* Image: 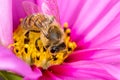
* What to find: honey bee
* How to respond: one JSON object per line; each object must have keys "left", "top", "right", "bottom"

{"left": 22, "top": 1, "right": 66, "bottom": 54}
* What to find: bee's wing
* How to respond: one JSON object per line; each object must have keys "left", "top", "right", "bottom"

{"left": 22, "top": 0, "right": 60, "bottom": 22}
{"left": 22, "top": 1, "right": 41, "bottom": 15}
{"left": 41, "top": 0, "right": 60, "bottom": 23}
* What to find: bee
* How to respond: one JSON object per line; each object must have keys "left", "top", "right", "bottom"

{"left": 22, "top": 1, "right": 66, "bottom": 54}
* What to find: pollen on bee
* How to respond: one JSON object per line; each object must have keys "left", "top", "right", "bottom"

{"left": 11, "top": 21, "right": 76, "bottom": 69}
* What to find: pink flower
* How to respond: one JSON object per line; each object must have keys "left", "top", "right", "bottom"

{"left": 0, "top": 0, "right": 120, "bottom": 80}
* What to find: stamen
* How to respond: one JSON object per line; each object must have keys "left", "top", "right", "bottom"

{"left": 11, "top": 19, "right": 76, "bottom": 69}
{"left": 64, "top": 22, "right": 68, "bottom": 32}
{"left": 63, "top": 22, "right": 68, "bottom": 28}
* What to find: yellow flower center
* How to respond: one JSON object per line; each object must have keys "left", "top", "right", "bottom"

{"left": 11, "top": 19, "right": 76, "bottom": 69}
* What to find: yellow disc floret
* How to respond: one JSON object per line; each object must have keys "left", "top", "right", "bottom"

{"left": 12, "top": 19, "right": 76, "bottom": 69}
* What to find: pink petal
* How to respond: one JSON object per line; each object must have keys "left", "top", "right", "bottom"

{"left": 72, "top": 0, "right": 110, "bottom": 33}
{"left": 89, "top": 34, "right": 120, "bottom": 49}
{"left": 0, "top": 46, "right": 41, "bottom": 79}
{"left": 66, "top": 49, "right": 99, "bottom": 62}
{"left": 91, "top": 49, "right": 120, "bottom": 64}
{"left": 70, "top": 61, "right": 117, "bottom": 79}
{"left": 87, "top": 1, "right": 120, "bottom": 48}
{"left": 66, "top": 49, "right": 120, "bottom": 64}
{"left": 57, "top": 0, "right": 85, "bottom": 26}
{"left": 68, "top": 0, "right": 120, "bottom": 49}
{"left": 36, "top": 0, "right": 83, "bottom": 26}
{"left": 12, "top": 0, "right": 36, "bottom": 29}
{"left": 49, "top": 63, "right": 81, "bottom": 79}
{"left": 39, "top": 70, "right": 61, "bottom": 80}
{"left": 98, "top": 64, "right": 120, "bottom": 80}
{"left": 49, "top": 61, "right": 115, "bottom": 79}
{"left": 0, "top": 0, "right": 13, "bottom": 46}
{"left": 70, "top": 0, "right": 113, "bottom": 40}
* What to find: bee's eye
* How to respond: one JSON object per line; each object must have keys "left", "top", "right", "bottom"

{"left": 48, "top": 26, "right": 62, "bottom": 41}
{"left": 50, "top": 46, "right": 59, "bottom": 53}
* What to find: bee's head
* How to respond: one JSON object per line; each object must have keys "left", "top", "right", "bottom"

{"left": 50, "top": 42, "right": 66, "bottom": 53}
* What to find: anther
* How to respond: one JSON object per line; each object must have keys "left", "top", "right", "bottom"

{"left": 66, "top": 29, "right": 71, "bottom": 36}
{"left": 63, "top": 22, "right": 68, "bottom": 28}
{"left": 20, "top": 18, "right": 23, "bottom": 22}
{"left": 63, "top": 22, "right": 68, "bottom": 32}
{"left": 66, "top": 29, "right": 71, "bottom": 33}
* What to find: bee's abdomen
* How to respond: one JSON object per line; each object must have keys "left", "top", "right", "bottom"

{"left": 22, "top": 14, "right": 47, "bottom": 29}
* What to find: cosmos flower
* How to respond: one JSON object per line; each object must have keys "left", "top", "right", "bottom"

{"left": 0, "top": 0, "right": 120, "bottom": 80}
